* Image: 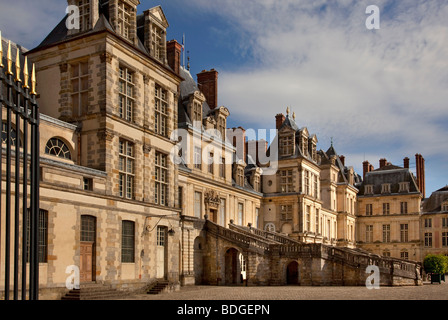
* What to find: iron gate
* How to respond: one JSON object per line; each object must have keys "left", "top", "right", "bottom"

{"left": 1, "top": 34, "right": 40, "bottom": 300}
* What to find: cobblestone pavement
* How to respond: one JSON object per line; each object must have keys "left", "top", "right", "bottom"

{"left": 117, "top": 281, "right": 448, "bottom": 300}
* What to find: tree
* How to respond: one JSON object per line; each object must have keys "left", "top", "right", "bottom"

{"left": 424, "top": 254, "right": 448, "bottom": 274}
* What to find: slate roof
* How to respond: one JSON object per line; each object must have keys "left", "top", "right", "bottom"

{"left": 358, "top": 164, "right": 420, "bottom": 196}
{"left": 422, "top": 186, "right": 448, "bottom": 213}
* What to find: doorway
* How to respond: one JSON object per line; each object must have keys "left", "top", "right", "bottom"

{"left": 225, "top": 248, "right": 240, "bottom": 285}
{"left": 156, "top": 226, "right": 167, "bottom": 279}
{"left": 80, "top": 215, "right": 96, "bottom": 282}
{"left": 286, "top": 261, "right": 299, "bottom": 285}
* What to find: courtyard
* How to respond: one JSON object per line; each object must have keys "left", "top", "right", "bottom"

{"left": 117, "top": 281, "right": 448, "bottom": 301}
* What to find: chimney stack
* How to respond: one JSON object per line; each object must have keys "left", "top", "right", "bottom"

{"left": 197, "top": 69, "right": 218, "bottom": 110}
{"left": 166, "top": 40, "right": 182, "bottom": 75}
{"left": 379, "top": 158, "right": 387, "bottom": 168}
{"left": 339, "top": 155, "right": 345, "bottom": 166}
{"left": 403, "top": 157, "right": 410, "bottom": 169}
{"left": 363, "top": 160, "right": 372, "bottom": 178}
{"left": 275, "top": 113, "right": 285, "bottom": 130}
{"left": 415, "top": 154, "right": 426, "bottom": 198}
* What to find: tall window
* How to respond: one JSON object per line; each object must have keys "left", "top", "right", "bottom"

{"left": 78, "top": 0, "right": 91, "bottom": 31}
{"left": 306, "top": 206, "right": 311, "bottom": 231}
{"left": 280, "top": 135, "right": 293, "bottom": 156}
{"left": 121, "top": 221, "right": 135, "bottom": 263}
{"left": 155, "top": 152, "right": 168, "bottom": 206}
{"left": 155, "top": 85, "right": 168, "bottom": 137}
{"left": 151, "top": 24, "right": 164, "bottom": 61}
{"left": 253, "top": 174, "right": 260, "bottom": 192}
{"left": 217, "top": 116, "right": 226, "bottom": 140}
{"left": 194, "top": 192, "right": 202, "bottom": 218}
{"left": 315, "top": 209, "right": 320, "bottom": 234}
{"left": 119, "top": 140, "right": 134, "bottom": 199}
{"left": 400, "top": 224, "right": 409, "bottom": 242}
{"left": 383, "top": 250, "right": 391, "bottom": 257}
{"left": 117, "top": 1, "right": 132, "bottom": 40}
{"left": 280, "top": 170, "right": 294, "bottom": 193}
{"left": 366, "top": 204, "right": 373, "bottom": 216}
{"left": 442, "top": 232, "right": 448, "bottom": 247}
{"left": 71, "top": 61, "right": 89, "bottom": 117}
{"left": 45, "top": 138, "right": 72, "bottom": 160}
{"left": 383, "top": 203, "right": 390, "bottom": 215}
{"left": 304, "top": 171, "right": 310, "bottom": 195}
{"left": 313, "top": 175, "right": 318, "bottom": 198}
{"left": 194, "top": 146, "right": 202, "bottom": 170}
{"left": 220, "top": 157, "right": 226, "bottom": 178}
{"left": 366, "top": 225, "right": 373, "bottom": 242}
{"left": 237, "top": 167, "right": 245, "bottom": 187}
{"left": 238, "top": 203, "right": 244, "bottom": 226}
{"left": 425, "top": 232, "right": 432, "bottom": 247}
{"left": 192, "top": 101, "right": 202, "bottom": 128}
{"left": 442, "top": 217, "right": 448, "bottom": 228}
{"left": 382, "top": 224, "right": 390, "bottom": 243}
{"left": 119, "top": 67, "right": 134, "bottom": 121}
{"left": 208, "top": 152, "right": 214, "bottom": 175}
{"left": 400, "top": 202, "right": 408, "bottom": 214}
{"left": 400, "top": 250, "right": 409, "bottom": 260}
{"left": 280, "top": 205, "right": 293, "bottom": 221}
{"left": 26, "top": 209, "right": 48, "bottom": 263}
{"left": 424, "top": 218, "right": 432, "bottom": 228}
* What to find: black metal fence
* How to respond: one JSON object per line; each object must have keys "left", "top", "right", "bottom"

{"left": 1, "top": 34, "right": 40, "bottom": 300}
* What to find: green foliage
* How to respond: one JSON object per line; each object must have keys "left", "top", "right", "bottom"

{"left": 424, "top": 254, "right": 448, "bottom": 274}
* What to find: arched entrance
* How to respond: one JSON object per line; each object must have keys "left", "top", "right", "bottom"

{"left": 286, "top": 261, "right": 299, "bottom": 285}
{"left": 194, "top": 236, "right": 205, "bottom": 284}
{"left": 224, "top": 248, "right": 240, "bottom": 285}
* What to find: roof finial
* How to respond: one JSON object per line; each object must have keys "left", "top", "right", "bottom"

{"left": 331, "top": 137, "right": 333, "bottom": 147}
{"left": 187, "top": 51, "right": 190, "bottom": 71}
{"left": 292, "top": 112, "right": 296, "bottom": 120}
{"left": 286, "top": 106, "right": 290, "bottom": 115}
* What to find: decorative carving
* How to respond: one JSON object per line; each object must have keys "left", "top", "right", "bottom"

{"left": 204, "top": 189, "right": 220, "bottom": 210}
{"left": 143, "top": 143, "right": 152, "bottom": 154}
{"left": 100, "top": 52, "right": 113, "bottom": 64}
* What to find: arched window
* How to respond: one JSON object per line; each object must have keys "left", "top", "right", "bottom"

{"left": 45, "top": 138, "right": 71, "bottom": 160}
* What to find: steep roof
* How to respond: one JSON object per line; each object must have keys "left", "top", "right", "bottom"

{"left": 358, "top": 164, "right": 420, "bottom": 196}
{"left": 422, "top": 186, "right": 448, "bottom": 212}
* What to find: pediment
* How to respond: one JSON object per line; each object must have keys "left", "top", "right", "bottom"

{"left": 146, "top": 6, "right": 169, "bottom": 28}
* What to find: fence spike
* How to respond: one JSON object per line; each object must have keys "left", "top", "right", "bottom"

{"left": 31, "top": 63, "right": 37, "bottom": 95}
{"left": 7, "top": 40, "right": 13, "bottom": 75}
{"left": 23, "top": 56, "right": 29, "bottom": 89}
{"left": 15, "top": 48, "right": 21, "bottom": 82}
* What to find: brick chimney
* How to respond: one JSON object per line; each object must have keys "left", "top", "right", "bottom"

{"left": 403, "top": 157, "right": 410, "bottom": 169}
{"left": 275, "top": 113, "right": 285, "bottom": 130}
{"left": 379, "top": 158, "right": 387, "bottom": 168}
{"left": 166, "top": 40, "right": 182, "bottom": 75}
{"left": 339, "top": 155, "right": 345, "bottom": 166}
{"left": 363, "top": 161, "right": 372, "bottom": 178}
{"left": 197, "top": 69, "right": 218, "bottom": 110}
{"left": 415, "top": 154, "right": 426, "bottom": 198}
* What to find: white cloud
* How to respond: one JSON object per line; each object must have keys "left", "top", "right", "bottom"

{"left": 177, "top": 0, "right": 448, "bottom": 192}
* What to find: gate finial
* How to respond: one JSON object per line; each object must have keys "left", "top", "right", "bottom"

{"left": 31, "top": 63, "right": 36, "bottom": 95}
{"left": 15, "top": 49, "right": 21, "bottom": 82}
{"left": 7, "top": 40, "right": 13, "bottom": 75}
{"left": 23, "top": 57, "right": 29, "bottom": 89}
{"left": 0, "top": 31, "right": 3, "bottom": 68}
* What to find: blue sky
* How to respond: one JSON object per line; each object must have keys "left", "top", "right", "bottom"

{"left": 1, "top": 0, "right": 447, "bottom": 196}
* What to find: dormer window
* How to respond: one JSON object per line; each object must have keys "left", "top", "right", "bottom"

{"left": 381, "top": 183, "right": 391, "bottom": 194}
{"left": 117, "top": 1, "right": 133, "bottom": 40}
{"left": 280, "top": 134, "right": 294, "bottom": 156}
{"left": 78, "top": 0, "right": 91, "bottom": 32}
{"left": 217, "top": 116, "right": 226, "bottom": 140}
{"left": 151, "top": 24, "right": 164, "bottom": 61}
{"left": 193, "top": 101, "right": 202, "bottom": 128}
{"left": 442, "top": 202, "right": 448, "bottom": 212}
{"left": 365, "top": 185, "right": 374, "bottom": 195}
{"left": 399, "top": 182, "right": 410, "bottom": 193}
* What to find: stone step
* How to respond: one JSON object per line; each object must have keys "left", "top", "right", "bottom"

{"left": 61, "top": 283, "right": 125, "bottom": 300}
{"left": 147, "top": 281, "right": 170, "bottom": 295}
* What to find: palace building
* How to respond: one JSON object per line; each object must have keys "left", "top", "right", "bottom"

{"left": 0, "top": 0, "right": 446, "bottom": 299}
